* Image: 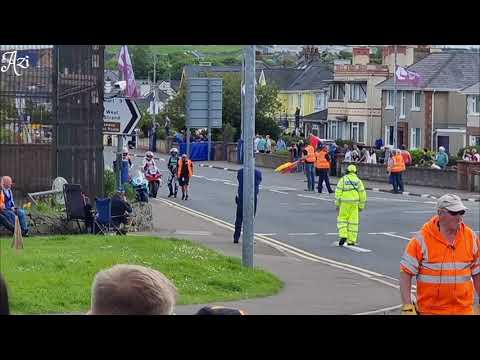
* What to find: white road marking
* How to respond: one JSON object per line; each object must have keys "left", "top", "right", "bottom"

{"left": 174, "top": 230, "right": 211, "bottom": 236}
{"left": 269, "top": 189, "right": 288, "bottom": 194}
{"left": 402, "top": 210, "right": 435, "bottom": 213}
{"left": 298, "top": 203, "right": 316, "bottom": 206}
{"left": 372, "top": 188, "right": 380, "bottom": 191}
{"left": 256, "top": 233, "right": 277, "bottom": 236}
{"left": 224, "top": 168, "right": 229, "bottom": 170}
{"left": 193, "top": 175, "right": 205, "bottom": 178}
{"left": 208, "top": 165, "right": 213, "bottom": 168}
{"left": 157, "top": 198, "right": 402, "bottom": 288}
{"left": 279, "top": 203, "right": 289, "bottom": 205}
{"left": 224, "top": 182, "right": 237, "bottom": 186}
{"left": 272, "top": 186, "right": 297, "bottom": 191}
{"left": 288, "top": 233, "right": 318, "bottom": 236}
{"left": 330, "top": 241, "right": 372, "bottom": 253}
{"left": 369, "top": 232, "right": 410, "bottom": 241}
{"left": 325, "top": 232, "right": 338, "bottom": 235}
{"left": 298, "top": 194, "right": 333, "bottom": 202}
{"left": 421, "top": 194, "right": 430, "bottom": 198}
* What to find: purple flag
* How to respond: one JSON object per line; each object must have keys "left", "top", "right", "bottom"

{"left": 118, "top": 45, "right": 140, "bottom": 99}
{"left": 395, "top": 66, "right": 422, "bottom": 86}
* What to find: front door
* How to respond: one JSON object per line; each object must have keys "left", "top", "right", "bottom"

{"left": 437, "top": 136, "right": 450, "bottom": 153}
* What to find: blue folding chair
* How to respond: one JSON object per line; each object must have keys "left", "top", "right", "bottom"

{"left": 94, "top": 198, "right": 121, "bottom": 235}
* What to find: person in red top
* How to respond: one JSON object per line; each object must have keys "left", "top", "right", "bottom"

{"left": 400, "top": 194, "right": 480, "bottom": 315}
{"left": 400, "top": 145, "right": 412, "bottom": 166}
{"left": 177, "top": 154, "right": 193, "bottom": 200}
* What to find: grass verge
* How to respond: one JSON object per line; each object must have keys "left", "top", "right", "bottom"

{"left": 0, "top": 235, "right": 283, "bottom": 314}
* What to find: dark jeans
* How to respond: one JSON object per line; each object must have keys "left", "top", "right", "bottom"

{"left": 317, "top": 169, "right": 333, "bottom": 193}
{"left": 233, "top": 196, "right": 258, "bottom": 242}
{"left": 304, "top": 163, "right": 315, "bottom": 191}
{"left": 0, "top": 211, "right": 15, "bottom": 233}
{"left": 3, "top": 208, "right": 28, "bottom": 233}
{"left": 330, "top": 160, "right": 337, "bottom": 176}
{"left": 392, "top": 172, "right": 404, "bottom": 193}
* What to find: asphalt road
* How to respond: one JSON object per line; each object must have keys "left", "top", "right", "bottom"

{"left": 104, "top": 150, "right": 480, "bottom": 280}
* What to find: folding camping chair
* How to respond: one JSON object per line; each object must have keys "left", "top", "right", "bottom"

{"left": 63, "top": 184, "right": 90, "bottom": 233}
{"left": 93, "top": 198, "right": 123, "bottom": 235}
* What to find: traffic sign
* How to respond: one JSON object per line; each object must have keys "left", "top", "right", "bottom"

{"left": 186, "top": 78, "right": 223, "bottom": 128}
{"left": 103, "top": 97, "right": 141, "bottom": 134}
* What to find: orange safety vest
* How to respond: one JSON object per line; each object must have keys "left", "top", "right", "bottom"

{"left": 303, "top": 145, "right": 315, "bottom": 163}
{"left": 400, "top": 216, "right": 480, "bottom": 315}
{"left": 390, "top": 154, "right": 406, "bottom": 173}
{"left": 177, "top": 158, "right": 193, "bottom": 178}
{"left": 315, "top": 149, "right": 330, "bottom": 169}
{"left": 0, "top": 191, "right": 5, "bottom": 210}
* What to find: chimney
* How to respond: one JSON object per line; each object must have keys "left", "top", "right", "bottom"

{"left": 352, "top": 47, "right": 370, "bottom": 65}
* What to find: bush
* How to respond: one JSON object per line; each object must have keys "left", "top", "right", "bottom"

{"left": 335, "top": 139, "right": 354, "bottom": 149}
{"left": 410, "top": 149, "right": 435, "bottom": 166}
{"left": 448, "top": 155, "right": 458, "bottom": 167}
{"left": 123, "top": 183, "right": 137, "bottom": 203}
{"left": 104, "top": 169, "right": 116, "bottom": 197}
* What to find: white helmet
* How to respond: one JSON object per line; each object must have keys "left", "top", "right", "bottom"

{"left": 145, "top": 151, "right": 154, "bottom": 158}
{"left": 170, "top": 148, "right": 179, "bottom": 155}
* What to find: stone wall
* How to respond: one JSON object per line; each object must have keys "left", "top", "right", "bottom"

{"left": 254, "top": 153, "right": 290, "bottom": 169}
{"left": 0, "top": 202, "right": 153, "bottom": 236}
{"left": 339, "top": 162, "right": 458, "bottom": 189}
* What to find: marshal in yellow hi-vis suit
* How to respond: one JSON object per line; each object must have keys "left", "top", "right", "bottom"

{"left": 335, "top": 164, "right": 367, "bottom": 246}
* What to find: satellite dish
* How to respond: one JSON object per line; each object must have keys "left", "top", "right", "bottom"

{"left": 52, "top": 177, "right": 68, "bottom": 205}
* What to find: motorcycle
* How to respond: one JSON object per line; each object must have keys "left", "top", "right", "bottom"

{"left": 145, "top": 166, "right": 163, "bottom": 198}
{"left": 130, "top": 171, "right": 149, "bottom": 203}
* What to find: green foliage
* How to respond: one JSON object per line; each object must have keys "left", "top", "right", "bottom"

{"left": 335, "top": 139, "right": 354, "bottom": 148}
{"left": 138, "top": 110, "right": 153, "bottom": 137}
{"left": 129, "top": 45, "right": 152, "bottom": 79}
{"left": 410, "top": 149, "right": 435, "bottom": 166}
{"left": 457, "top": 145, "right": 480, "bottom": 159}
{"left": 448, "top": 155, "right": 458, "bottom": 167}
{"left": 123, "top": 183, "right": 137, "bottom": 203}
{"left": 104, "top": 169, "right": 116, "bottom": 197}
{"left": 222, "top": 122, "right": 236, "bottom": 142}
{"left": 281, "top": 134, "right": 303, "bottom": 146}
{"left": 162, "top": 83, "right": 187, "bottom": 131}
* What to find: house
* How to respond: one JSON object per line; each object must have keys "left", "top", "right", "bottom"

{"left": 460, "top": 82, "right": 480, "bottom": 146}
{"left": 326, "top": 47, "right": 390, "bottom": 145}
{"left": 376, "top": 50, "right": 480, "bottom": 154}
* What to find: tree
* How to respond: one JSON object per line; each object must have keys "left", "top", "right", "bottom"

{"left": 129, "top": 45, "right": 153, "bottom": 79}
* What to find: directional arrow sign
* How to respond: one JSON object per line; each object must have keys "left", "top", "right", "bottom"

{"left": 103, "top": 97, "right": 141, "bottom": 135}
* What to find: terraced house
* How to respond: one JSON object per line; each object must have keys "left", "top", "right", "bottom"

{"left": 377, "top": 50, "right": 480, "bottom": 155}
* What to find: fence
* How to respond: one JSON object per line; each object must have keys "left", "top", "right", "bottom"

{"left": 0, "top": 45, "right": 104, "bottom": 201}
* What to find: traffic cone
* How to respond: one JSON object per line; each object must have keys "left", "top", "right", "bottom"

{"left": 11, "top": 215, "right": 24, "bottom": 250}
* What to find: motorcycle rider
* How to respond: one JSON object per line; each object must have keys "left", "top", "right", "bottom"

{"left": 143, "top": 151, "right": 156, "bottom": 173}
{"left": 167, "top": 148, "right": 179, "bottom": 198}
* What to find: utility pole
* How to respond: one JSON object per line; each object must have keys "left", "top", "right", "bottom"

{"left": 242, "top": 45, "right": 255, "bottom": 268}
{"left": 116, "top": 54, "right": 124, "bottom": 191}
{"left": 393, "top": 45, "right": 398, "bottom": 149}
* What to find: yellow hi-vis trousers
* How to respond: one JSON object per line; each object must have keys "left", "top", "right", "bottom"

{"left": 337, "top": 202, "right": 359, "bottom": 245}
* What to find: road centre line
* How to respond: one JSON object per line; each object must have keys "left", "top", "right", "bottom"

{"left": 156, "top": 198, "right": 401, "bottom": 286}
{"left": 368, "top": 232, "right": 410, "bottom": 241}
{"left": 269, "top": 189, "right": 289, "bottom": 194}
{"left": 298, "top": 194, "right": 333, "bottom": 202}
{"left": 288, "top": 233, "right": 318, "bottom": 236}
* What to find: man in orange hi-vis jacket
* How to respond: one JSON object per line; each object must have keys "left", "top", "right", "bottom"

{"left": 399, "top": 194, "right": 480, "bottom": 315}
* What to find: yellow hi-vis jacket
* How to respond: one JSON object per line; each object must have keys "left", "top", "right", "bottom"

{"left": 335, "top": 173, "right": 367, "bottom": 209}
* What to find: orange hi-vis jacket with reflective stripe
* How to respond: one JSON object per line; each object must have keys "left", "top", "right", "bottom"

{"left": 303, "top": 145, "right": 315, "bottom": 163}
{"left": 400, "top": 216, "right": 480, "bottom": 315}
{"left": 390, "top": 154, "right": 406, "bottom": 173}
{"left": 0, "top": 191, "right": 5, "bottom": 210}
{"left": 315, "top": 149, "right": 330, "bottom": 169}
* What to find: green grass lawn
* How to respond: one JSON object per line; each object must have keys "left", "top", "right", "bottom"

{"left": 107, "top": 45, "right": 244, "bottom": 56}
{"left": 0, "top": 235, "right": 283, "bottom": 314}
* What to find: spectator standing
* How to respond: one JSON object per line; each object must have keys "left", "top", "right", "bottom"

{"left": 400, "top": 145, "right": 412, "bottom": 166}
{"left": 344, "top": 146, "right": 352, "bottom": 162}
{"left": 369, "top": 149, "right": 377, "bottom": 164}
{"left": 351, "top": 145, "right": 360, "bottom": 162}
{"left": 233, "top": 167, "right": 262, "bottom": 244}
{"left": 164, "top": 116, "right": 171, "bottom": 137}
{"left": 254, "top": 134, "right": 260, "bottom": 153}
{"left": 359, "top": 147, "right": 370, "bottom": 163}
{"left": 265, "top": 135, "right": 272, "bottom": 154}
{"left": 257, "top": 136, "right": 267, "bottom": 153}
{"left": 314, "top": 144, "right": 333, "bottom": 194}
{"left": 329, "top": 142, "right": 338, "bottom": 176}
{"left": 276, "top": 137, "right": 287, "bottom": 151}
{"left": 89, "top": 264, "right": 177, "bottom": 315}
{"left": 301, "top": 141, "right": 316, "bottom": 192}
{"left": 432, "top": 146, "right": 448, "bottom": 170}
{"left": 471, "top": 148, "right": 480, "bottom": 162}
{"left": 463, "top": 148, "right": 472, "bottom": 161}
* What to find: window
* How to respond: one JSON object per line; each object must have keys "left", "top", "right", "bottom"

{"left": 329, "top": 83, "right": 345, "bottom": 101}
{"left": 329, "top": 121, "right": 338, "bottom": 139}
{"left": 385, "top": 125, "right": 394, "bottom": 146}
{"left": 350, "top": 83, "right": 367, "bottom": 102}
{"left": 315, "top": 92, "right": 326, "bottom": 110}
{"left": 92, "top": 54, "right": 99, "bottom": 68}
{"left": 468, "top": 95, "right": 479, "bottom": 115}
{"left": 470, "top": 136, "right": 480, "bottom": 146}
{"left": 297, "top": 94, "right": 303, "bottom": 109}
{"left": 400, "top": 91, "right": 406, "bottom": 118}
{"left": 350, "top": 122, "right": 365, "bottom": 143}
{"left": 411, "top": 91, "right": 421, "bottom": 110}
{"left": 410, "top": 128, "right": 421, "bottom": 149}
{"left": 386, "top": 90, "right": 394, "bottom": 109}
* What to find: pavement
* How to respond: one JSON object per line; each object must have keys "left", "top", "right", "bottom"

{"left": 144, "top": 197, "right": 402, "bottom": 315}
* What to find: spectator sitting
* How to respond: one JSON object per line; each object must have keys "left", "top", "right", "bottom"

{"left": 344, "top": 147, "right": 352, "bottom": 162}
{"left": 89, "top": 264, "right": 177, "bottom": 315}
{"left": 111, "top": 191, "right": 133, "bottom": 234}
{"left": 1, "top": 176, "right": 29, "bottom": 237}
{"left": 195, "top": 306, "right": 247, "bottom": 315}
{"left": 471, "top": 148, "right": 480, "bottom": 162}
{"left": 0, "top": 190, "right": 15, "bottom": 234}
{"left": 0, "top": 274, "right": 10, "bottom": 315}
{"left": 432, "top": 146, "right": 449, "bottom": 170}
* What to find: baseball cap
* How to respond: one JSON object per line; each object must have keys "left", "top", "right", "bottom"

{"left": 437, "top": 194, "right": 467, "bottom": 212}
